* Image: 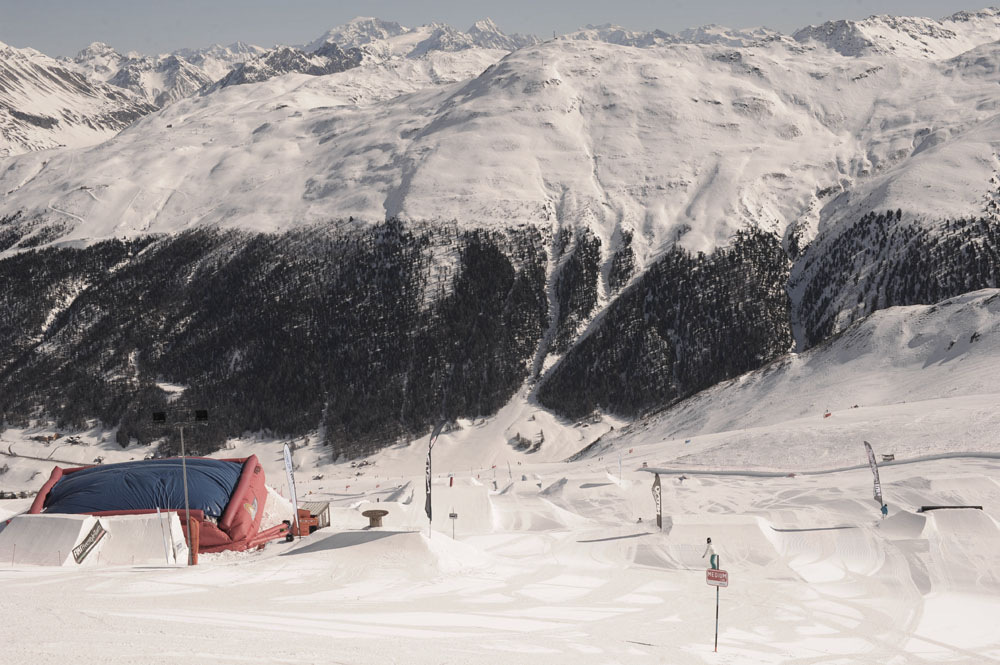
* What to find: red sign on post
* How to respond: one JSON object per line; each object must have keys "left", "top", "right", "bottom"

{"left": 706, "top": 569, "right": 729, "bottom": 587}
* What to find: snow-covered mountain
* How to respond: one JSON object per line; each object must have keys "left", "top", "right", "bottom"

{"left": 306, "top": 16, "right": 538, "bottom": 57}
{"left": 211, "top": 42, "right": 364, "bottom": 89}
{"left": 466, "top": 18, "right": 539, "bottom": 51}
{"left": 2, "top": 8, "right": 1000, "bottom": 454}
{"left": 3, "top": 19, "right": 1000, "bottom": 658}
{"left": 793, "top": 6, "right": 1000, "bottom": 59}
{"left": 567, "top": 23, "right": 786, "bottom": 48}
{"left": 110, "top": 54, "right": 213, "bottom": 107}
{"left": 171, "top": 41, "right": 267, "bottom": 81}
{"left": 206, "top": 18, "right": 537, "bottom": 93}
{"left": 304, "top": 17, "right": 409, "bottom": 52}
{"left": 68, "top": 42, "right": 123, "bottom": 79}
{"left": 3, "top": 25, "right": 998, "bottom": 261}
{"left": 14, "top": 18, "right": 534, "bottom": 154}
{"left": 70, "top": 42, "right": 229, "bottom": 107}
{"left": 0, "top": 41, "right": 157, "bottom": 156}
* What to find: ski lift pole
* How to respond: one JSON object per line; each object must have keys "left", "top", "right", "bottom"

{"left": 179, "top": 425, "right": 193, "bottom": 566}
{"left": 152, "top": 409, "right": 208, "bottom": 566}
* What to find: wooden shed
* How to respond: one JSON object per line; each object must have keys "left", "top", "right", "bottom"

{"left": 291, "top": 501, "right": 331, "bottom": 536}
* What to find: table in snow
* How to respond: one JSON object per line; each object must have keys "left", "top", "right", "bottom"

{"left": 362, "top": 509, "right": 388, "bottom": 527}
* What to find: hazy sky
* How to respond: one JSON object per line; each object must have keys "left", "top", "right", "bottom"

{"left": 0, "top": 0, "right": 988, "bottom": 57}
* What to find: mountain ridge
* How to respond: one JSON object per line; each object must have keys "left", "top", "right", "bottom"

{"left": 0, "top": 41, "right": 157, "bottom": 156}
{"left": 793, "top": 6, "right": 1000, "bottom": 59}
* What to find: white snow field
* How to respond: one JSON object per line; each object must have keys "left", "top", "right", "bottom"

{"left": 1, "top": 293, "right": 999, "bottom": 663}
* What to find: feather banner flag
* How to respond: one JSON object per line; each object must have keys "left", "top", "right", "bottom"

{"left": 283, "top": 443, "right": 299, "bottom": 538}
{"left": 651, "top": 473, "right": 662, "bottom": 529}
{"left": 425, "top": 421, "right": 446, "bottom": 522}
{"left": 864, "top": 441, "right": 883, "bottom": 505}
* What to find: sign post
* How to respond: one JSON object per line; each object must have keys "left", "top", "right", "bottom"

{"left": 706, "top": 567, "right": 729, "bottom": 652}
{"left": 449, "top": 511, "right": 458, "bottom": 539}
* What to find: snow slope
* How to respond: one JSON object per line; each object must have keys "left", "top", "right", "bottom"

{"left": 1, "top": 292, "right": 999, "bottom": 662}
{"left": 596, "top": 289, "right": 1000, "bottom": 472}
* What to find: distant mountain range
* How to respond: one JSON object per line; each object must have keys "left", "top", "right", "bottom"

{"left": 68, "top": 41, "right": 261, "bottom": 106}
{"left": 0, "top": 17, "right": 544, "bottom": 157}
{"left": 792, "top": 7, "right": 1000, "bottom": 58}
{"left": 0, "top": 41, "right": 157, "bottom": 156}
{"left": 6, "top": 9, "right": 1000, "bottom": 154}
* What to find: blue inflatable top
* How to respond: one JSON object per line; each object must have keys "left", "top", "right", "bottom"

{"left": 43, "top": 458, "right": 243, "bottom": 519}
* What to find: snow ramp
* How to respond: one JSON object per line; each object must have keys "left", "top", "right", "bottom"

{"left": 921, "top": 508, "right": 1000, "bottom": 593}
{"left": 490, "top": 478, "right": 590, "bottom": 532}
{"left": 0, "top": 512, "right": 188, "bottom": 566}
{"left": 633, "top": 514, "right": 883, "bottom": 584}
{"left": 341, "top": 479, "right": 495, "bottom": 536}
{"left": 763, "top": 522, "right": 882, "bottom": 583}
{"left": 280, "top": 529, "right": 494, "bottom": 584}
{"left": 634, "top": 515, "right": 779, "bottom": 570}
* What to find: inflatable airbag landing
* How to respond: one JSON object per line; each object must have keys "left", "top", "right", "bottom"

{"left": 38, "top": 458, "right": 242, "bottom": 517}
{"left": 29, "top": 455, "right": 275, "bottom": 554}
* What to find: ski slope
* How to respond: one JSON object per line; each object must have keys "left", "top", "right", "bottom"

{"left": 1, "top": 292, "right": 999, "bottom": 662}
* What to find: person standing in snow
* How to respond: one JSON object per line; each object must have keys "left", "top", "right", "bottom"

{"left": 703, "top": 537, "right": 719, "bottom": 569}
{"left": 881, "top": 503, "right": 888, "bottom": 519}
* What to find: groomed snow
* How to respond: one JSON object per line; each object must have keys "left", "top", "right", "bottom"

{"left": 1, "top": 292, "right": 998, "bottom": 662}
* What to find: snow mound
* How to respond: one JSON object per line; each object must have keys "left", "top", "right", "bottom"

{"left": 281, "top": 529, "right": 493, "bottom": 579}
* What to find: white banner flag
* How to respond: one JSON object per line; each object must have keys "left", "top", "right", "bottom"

{"left": 283, "top": 443, "right": 300, "bottom": 537}
{"left": 864, "top": 441, "right": 883, "bottom": 505}
{"left": 652, "top": 473, "right": 662, "bottom": 529}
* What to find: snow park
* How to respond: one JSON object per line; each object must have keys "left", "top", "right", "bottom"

{"left": 2, "top": 291, "right": 998, "bottom": 663}
{"left": 2, "top": 2, "right": 1000, "bottom": 664}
